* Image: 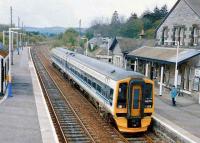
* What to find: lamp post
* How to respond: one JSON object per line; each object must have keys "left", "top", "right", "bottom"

{"left": 174, "top": 41, "right": 180, "bottom": 88}
{"left": 81, "top": 37, "right": 88, "bottom": 56}
{"left": 165, "top": 40, "right": 180, "bottom": 88}
{"left": 3, "top": 31, "right": 7, "bottom": 46}
{"left": 8, "top": 27, "right": 21, "bottom": 97}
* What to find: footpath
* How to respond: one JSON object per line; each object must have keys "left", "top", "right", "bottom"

{"left": 154, "top": 87, "right": 200, "bottom": 142}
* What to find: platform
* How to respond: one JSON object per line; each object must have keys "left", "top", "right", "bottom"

{"left": 154, "top": 88, "right": 200, "bottom": 143}
{"left": 0, "top": 47, "right": 58, "bottom": 143}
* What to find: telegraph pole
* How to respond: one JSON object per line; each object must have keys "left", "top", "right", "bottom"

{"left": 22, "top": 22, "right": 24, "bottom": 50}
{"left": 10, "top": 6, "right": 14, "bottom": 65}
{"left": 17, "top": 17, "right": 20, "bottom": 55}
{"left": 10, "top": 7, "right": 12, "bottom": 28}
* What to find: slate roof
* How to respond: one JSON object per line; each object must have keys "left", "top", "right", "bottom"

{"left": 185, "top": 0, "right": 200, "bottom": 17}
{"left": 96, "top": 47, "right": 112, "bottom": 56}
{"left": 109, "top": 37, "right": 155, "bottom": 54}
{"left": 127, "top": 46, "right": 200, "bottom": 65}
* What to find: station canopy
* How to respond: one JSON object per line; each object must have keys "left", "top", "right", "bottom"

{"left": 127, "top": 46, "right": 200, "bottom": 65}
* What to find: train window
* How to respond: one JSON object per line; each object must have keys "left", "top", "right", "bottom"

{"left": 108, "top": 88, "right": 113, "bottom": 101}
{"left": 74, "top": 70, "right": 77, "bottom": 75}
{"left": 92, "top": 82, "right": 96, "bottom": 89}
{"left": 117, "top": 83, "right": 127, "bottom": 108}
{"left": 109, "top": 89, "right": 113, "bottom": 100}
{"left": 145, "top": 83, "right": 152, "bottom": 99}
{"left": 97, "top": 84, "right": 102, "bottom": 93}
{"left": 84, "top": 76, "right": 87, "bottom": 82}
{"left": 102, "top": 90, "right": 105, "bottom": 96}
{"left": 88, "top": 79, "right": 91, "bottom": 85}
{"left": 133, "top": 89, "right": 140, "bottom": 109}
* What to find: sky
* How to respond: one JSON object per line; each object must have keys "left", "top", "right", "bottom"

{"left": 0, "top": 0, "right": 177, "bottom": 28}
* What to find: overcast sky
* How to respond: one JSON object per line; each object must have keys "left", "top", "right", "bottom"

{"left": 0, "top": 0, "right": 177, "bottom": 28}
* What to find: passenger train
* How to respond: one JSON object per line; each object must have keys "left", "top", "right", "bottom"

{"left": 50, "top": 47, "right": 154, "bottom": 133}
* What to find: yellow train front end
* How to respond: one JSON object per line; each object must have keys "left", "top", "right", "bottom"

{"left": 113, "top": 78, "right": 154, "bottom": 133}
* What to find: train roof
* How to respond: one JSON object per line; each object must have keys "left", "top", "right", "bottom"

{"left": 52, "top": 47, "right": 144, "bottom": 81}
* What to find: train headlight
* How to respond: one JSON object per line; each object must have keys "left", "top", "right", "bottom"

{"left": 144, "top": 98, "right": 152, "bottom": 108}
{"left": 118, "top": 105, "right": 123, "bottom": 109}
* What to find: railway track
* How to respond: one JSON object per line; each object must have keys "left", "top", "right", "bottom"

{"left": 31, "top": 48, "right": 95, "bottom": 143}
{"left": 31, "top": 45, "right": 164, "bottom": 143}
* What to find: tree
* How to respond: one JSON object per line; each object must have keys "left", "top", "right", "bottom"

{"left": 121, "top": 16, "right": 143, "bottom": 38}
{"left": 62, "top": 28, "right": 79, "bottom": 47}
{"left": 111, "top": 11, "right": 120, "bottom": 25}
{"left": 142, "top": 18, "right": 153, "bottom": 31}
{"left": 83, "top": 4, "right": 168, "bottom": 39}
{"left": 85, "top": 30, "right": 94, "bottom": 39}
{"left": 160, "top": 5, "right": 168, "bottom": 18}
{"left": 128, "top": 13, "right": 138, "bottom": 21}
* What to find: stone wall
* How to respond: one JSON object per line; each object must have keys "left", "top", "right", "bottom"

{"left": 112, "top": 43, "right": 124, "bottom": 68}
{"left": 156, "top": 0, "right": 200, "bottom": 47}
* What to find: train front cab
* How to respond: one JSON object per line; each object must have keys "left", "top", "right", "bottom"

{"left": 114, "top": 78, "right": 154, "bottom": 133}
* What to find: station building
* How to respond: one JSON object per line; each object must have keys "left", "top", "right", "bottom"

{"left": 127, "top": 0, "right": 200, "bottom": 101}
{"left": 0, "top": 43, "right": 9, "bottom": 96}
{"left": 109, "top": 37, "right": 155, "bottom": 68}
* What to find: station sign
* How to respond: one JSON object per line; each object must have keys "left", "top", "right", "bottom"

{"left": 195, "top": 69, "right": 200, "bottom": 77}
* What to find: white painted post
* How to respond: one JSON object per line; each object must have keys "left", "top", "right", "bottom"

{"left": 199, "top": 92, "right": 200, "bottom": 104}
{"left": 159, "top": 66, "right": 164, "bottom": 96}
{"left": 174, "top": 41, "right": 180, "bottom": 88}
{"left": 8, "top": 29, "right": 12, "bottom": 97}
{"left": 134, "top": 60, "right": 137, "bottom": 72}
{"left": 124, "top": 58, "right": 127, "bottom": 70}
{"left": 107, "top": 39, "right": 110, "bottom": 56}
{"left": 17, "top": 32, "right": 19, "bottom": 55}
{"left": 145, "top": 63, "right": 149, "bottom": 77}
{"left": 3, "top": 31, "right": 5, "bottom": 46}
{"left": 11, "top": 32, "right": 14, "bottom": 65}
{"left": 20, "top": 33, "right": 22, "bottom": 49}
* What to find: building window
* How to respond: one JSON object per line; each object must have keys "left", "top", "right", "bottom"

{"left": 191, "top": 26, "right": 199, "bottom": 46}
{"left": 115, "top": 56, "right": 121, "bottom": 66}
{"left": 180, "top": 27, "right": 185, "bottom": 46}
{"left": 172, "top": 26, "right": 185, "bottom": 46}
{"left": 161, "top": 27, "right": 168, "bottom": 45}
{"left": 175, "top": 27, "right": 180, "bottom": 45}
{"left": 172, "top": 27, "right": 176, "bottom": 45}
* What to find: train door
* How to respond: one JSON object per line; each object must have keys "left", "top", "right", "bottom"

{"left": 127, "top": 80, "right": 145, "bottom": 128}
{"left": 131, "top": 85, "right": 142, "bottom": 117}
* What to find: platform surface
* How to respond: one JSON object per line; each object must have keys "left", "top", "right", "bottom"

{"left": 154, "top": 88, "right": 200, "bottom": 142}
{"left": 0, "top": 48, "right": 58, "bottom": 143}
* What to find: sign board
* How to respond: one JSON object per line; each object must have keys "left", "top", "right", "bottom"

{"left": 195, "top": 69, "right": 200, "bottom": 77}
{"left": 193, "top": 77, "right": 199, "bottom": 91}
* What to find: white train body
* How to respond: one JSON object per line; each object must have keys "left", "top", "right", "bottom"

{"left": 50, "top": 47, "right": 154, "bottom": 133}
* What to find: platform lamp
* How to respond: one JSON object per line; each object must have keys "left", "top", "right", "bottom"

{"left": 8, "top": 27, "right": 21, "bottom": 97}
{"left": 164, "top": 40, "right": 180, "bottom": 88}
{"left": 3, "top": 31, "right": 8, "bottom": 46}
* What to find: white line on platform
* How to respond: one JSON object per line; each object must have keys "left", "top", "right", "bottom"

{"left": 0, "top": 91, "right": 8, "bottom": 104}
{"left": 153, "top": 114, "right": 200, "bottom": 143}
